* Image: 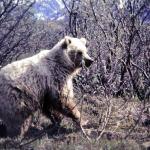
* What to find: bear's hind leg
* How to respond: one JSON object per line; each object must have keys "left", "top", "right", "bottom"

{"left": 58, "top": 99, "right": 88, "bottom": 126}
{"left": 0, "top": 120, "right": 7, "bottom": 138}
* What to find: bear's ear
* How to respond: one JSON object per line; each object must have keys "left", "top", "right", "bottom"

{"left": 80, "top": 38, "right": 86, "bottom": 45}
{"left": 62, "top": 36, "right": 72, "bottom": 49}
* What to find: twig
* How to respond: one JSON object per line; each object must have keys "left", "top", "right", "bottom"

{"left": 96, "top": 97, "right": 112, "bottom": 141}
{"left": 61, "top": 0, "right": 71, "bottom": 13}
{"left": 80, "top": 125, "right": 92, "bottom": 142}
{"left": 80, "top": 95, "right": 92, "bottom": 142}
{"left": 131, "top": 61, "right": 149, "bottom": 80}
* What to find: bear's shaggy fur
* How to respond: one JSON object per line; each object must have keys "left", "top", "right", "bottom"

{"left": 0, "top": 36, "right": 93, "bottom": 138}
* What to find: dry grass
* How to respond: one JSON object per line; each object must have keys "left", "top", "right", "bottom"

{"left": 0, "top": 96, "right": 149, "bottom": 150}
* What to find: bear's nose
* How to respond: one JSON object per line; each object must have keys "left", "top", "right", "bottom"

{"left": 84, "top": 58, "right": 94, "bottom": 67}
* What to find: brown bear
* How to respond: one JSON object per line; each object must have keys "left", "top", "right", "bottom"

{"left": 0, "top": 36, "right": 93, "bottom": 138}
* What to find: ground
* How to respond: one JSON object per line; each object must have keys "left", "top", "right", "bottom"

{"left": 0, "top": 95, "right": 149, "bottom": 150}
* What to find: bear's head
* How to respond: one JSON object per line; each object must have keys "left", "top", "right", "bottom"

{"left": 61, "top": 36, "right": 93, "bottom": 69}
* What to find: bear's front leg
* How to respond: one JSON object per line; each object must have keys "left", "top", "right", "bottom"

{"left": 60, "top": 99, "right": 88, "bottom": 126}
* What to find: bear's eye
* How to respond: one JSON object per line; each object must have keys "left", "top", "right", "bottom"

{"left": 77, "top": 51, "right": 83, "bottom": 56}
